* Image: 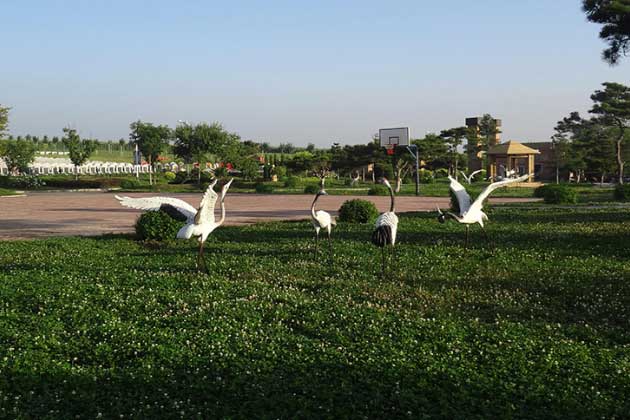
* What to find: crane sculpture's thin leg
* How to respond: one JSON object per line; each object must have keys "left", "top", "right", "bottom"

{"left": 197, "top": 241, "right": 208, "bottom": 274}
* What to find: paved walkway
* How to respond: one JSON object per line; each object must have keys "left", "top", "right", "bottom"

{"left": 0, "top": 192, "right": 539, "bottom": 240}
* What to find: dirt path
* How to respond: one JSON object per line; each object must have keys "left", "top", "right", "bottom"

{"left": 0, "top": 192, "right": 539, "bottom": 240}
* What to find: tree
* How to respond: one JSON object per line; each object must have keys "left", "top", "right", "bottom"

{"left": 440, "top": 127, "right": 467, "bottom": 177}
{"left": 0, "top": 140, "right": 36, "bottom": 174}
{"left": 590, "top": 82, "right": 630, "bottom": 183}
{"left": 130, "top": 120, "right": 171, "bottom": 185}
{"left": 62, "top": 128, "right": 97, "bottom": 179}
{"left": 412, "top": 133, "right": 449, "bottom": 170}
{"left": 0, "top": 105, "right": 10, "bottom": 138}
{"left": 583, "top": 0, "right": 630, "bottom": 65}
{"left": 174, "top": 122, "right": 238, "bottom": 184}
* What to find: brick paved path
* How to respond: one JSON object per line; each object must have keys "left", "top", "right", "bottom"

{"left": 0, "top": 192, "right": 538, "bottom": 240}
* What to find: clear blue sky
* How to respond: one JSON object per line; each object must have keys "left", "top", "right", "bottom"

{"left": 1, "top": 0, "right": 629, "bottom": 146}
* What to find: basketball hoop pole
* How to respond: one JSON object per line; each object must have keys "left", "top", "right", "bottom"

{"left": 406, "top": 145, "right": 420, "bottom": 196}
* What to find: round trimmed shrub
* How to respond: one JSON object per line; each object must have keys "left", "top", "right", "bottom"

{"left": 367, "top": 184, "right": 389, "bottom": 196}
{"left": 255, "top": 183, "right": 274, "bottom": 193}
{"left": 303, "top": 184, "right": 319, "bottom": 194}
{"left": 535, "top": 184, "right": 578, "bottom": 204}
{"left": 121, "top": 178, "right": 142, "bottom": 189}
{"left": 163, "top": 171, "right": 176, "bottom": 182}
{"left": 135, "top": 210, "right": 185, "bottom": 241}
{"left": 284, "top": 176, "right": 300, "bottom": 188}
{"left": 338, "top": 199, "right": 378, "bottom": 223}
{"left": 614, "top": 184, "right": 630, "bottom": 201}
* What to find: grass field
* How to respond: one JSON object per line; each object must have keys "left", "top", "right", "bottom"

{"left": 1, "top": 208, "right": 629, "bottom": 418}
{"left": 0, "top": 188, "right": 18, "bottom": 196}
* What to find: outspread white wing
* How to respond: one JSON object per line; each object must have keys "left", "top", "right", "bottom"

{"left": 115, "top": 195, "right": 197, "bottom": 222}
{"left": 470, "top": 169, "right": 483, "bottom": 179}
{"left": 467, "top": 174, "right": 530, "bottom": 215}
{"left": 448, "top": 175, "right": 472, "bottom": 215}
{"left": 195, "top": 180, "right": 219, "bottom": 225}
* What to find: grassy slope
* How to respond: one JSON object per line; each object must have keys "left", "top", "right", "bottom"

{"left": 1, "top": 208, "right": 629, "bottom": 418}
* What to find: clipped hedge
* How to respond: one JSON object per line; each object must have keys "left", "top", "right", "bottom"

{"left": 535, "top": 184, "right": 578, "bottom": 204}
{"left": 284, "top": 176, "right": 300, "bottom": 188}
{"left": 338, "top": 199, "right": 378, "bottom": 223}
{"left": 613, "top": 184, "right": 630, "bottom": 201}
{"left": 120, "top": 178, "right": 142, "bottom": 189}
{"left": 367, "top": 184, "right": 389, "bottom": 196}
{"left": 255, "top": 183, "right": 274, "bottom": 194}
{"left": 134, "top": 210, "right": 185, "bottom": 241}
{"left": 303, "top": 184, "right": 319, "bottom": 194}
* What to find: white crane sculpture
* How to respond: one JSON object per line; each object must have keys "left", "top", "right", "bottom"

{"left": 115, "top": 178, "right": 234, "bottom": 272}
{"left": 371, "top": 178, "right": 398, "bottom": 274}
{"left": 459, "top": 169, "right": 483, "bottom": 184}
{"left": 310, "top": 178, "right": 335, "bottom": 260}
{"left": 437, "top": 174, "right": 530, "bottom": 247}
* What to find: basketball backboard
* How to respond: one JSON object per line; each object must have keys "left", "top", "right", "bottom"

{"left": 379, "top": 127, "right": 409, "bottom": 147}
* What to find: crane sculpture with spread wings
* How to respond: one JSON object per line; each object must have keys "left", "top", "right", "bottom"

{"left": 438, "top": 174, "right": 530, "bottom": 247}
{"left": 116, "top": 178, "right": 233, "bottom": 272}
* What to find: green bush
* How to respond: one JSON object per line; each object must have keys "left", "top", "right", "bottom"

{"left": 419, "top": 170, "right": 434, "bottom": 184}
{"left": 121, "top": 178, "right": 142, "bottom": 189}
{"left": 163, "top": 171, "right": 176, "bottom": 182}
{"left": 134, "top": 210, "right": 185, "bottom": 241}
{"left": 367, "top": 184, "right": 389, "bottom": 196}
{"left": 338, "top": 199, "right": 378, "bottom": 223}
{"left": 284, "top": 176, "right": 300, "bottom": 188}
{"left": 0, "top": 175, "right": 45, "bottom": 189}
{"left": 434, "top": 168, "right": 449, "bottom": 178}
{"left": 272, "top": 165, "right": 287, "bottom": 178}
{"left": 255, "top": 183, "right": 274, "bottom": 194}
{"left": 535, "top": 184, "right": 578, "bottom": 204}
{"left": 613, "top": 184, "right": 630, "bottom": 201}
{"left": 303, "top": 184, "right": 319, "bottom": 194}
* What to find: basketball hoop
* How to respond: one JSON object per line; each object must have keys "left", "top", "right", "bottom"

{"left": 386, "top": 145, "right": 395, "bottom": 155}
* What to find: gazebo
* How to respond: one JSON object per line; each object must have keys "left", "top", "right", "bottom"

{"left": 487, "top": 141, "right": 540, "bottom": 183}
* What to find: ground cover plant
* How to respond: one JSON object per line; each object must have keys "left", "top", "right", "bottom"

{"left": 0, "top": 188, "right": 17, "bottom": 196}
{"left": 0, "top": 208, "right": 629, "bottom": 418}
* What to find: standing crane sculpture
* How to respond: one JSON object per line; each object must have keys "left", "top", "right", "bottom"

{"left": 115, "top": 178, "right": 233, "bottom": 273}
{"left": 437, "top": 174, "right": 530, "bottom": 247}
{"left": 459, "top": 169, "right": 483, "bottom": 184}
{"left": 310, "top": 177, "right": 335, "bottom": 261}
{"left": 371, "top": 177, "right": 398, "bottom": 274}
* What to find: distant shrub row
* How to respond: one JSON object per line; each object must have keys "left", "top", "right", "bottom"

{"left": 534, "top": 184, "right": 578, "bottom": 204}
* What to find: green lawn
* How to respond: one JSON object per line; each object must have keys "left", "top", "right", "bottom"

{"left": 1, "top": 208, "right": 629, "bottom": 418}
{"left": 0, "top": 188, "right": 18, "bottom": 196}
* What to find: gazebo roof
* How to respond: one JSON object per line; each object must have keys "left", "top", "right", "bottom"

{"left": 487, "top": 140, "right": 540, "bottom": 155}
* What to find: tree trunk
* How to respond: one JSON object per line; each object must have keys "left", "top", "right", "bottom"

{"left": 149, "top": 157, "right": 153, "bottom": 185}
{"left": 395, "top": 172, "right": 402, "bottom": 193}
{"left": 617, "top": 138, "right": 624, "bottom": 185}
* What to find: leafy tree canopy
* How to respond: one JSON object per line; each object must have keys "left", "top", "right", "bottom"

{"left": 0, "top": 140, "right": 36, "bottom": 173}
{"left": 62, "top": 128, "right": 96, "bottom": 168}
{"left": 583, "top": 0, "right": 630, "bottom": 65}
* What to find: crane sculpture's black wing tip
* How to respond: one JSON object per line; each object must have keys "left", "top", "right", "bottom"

{"left": 159, "top": 204, "right": 189, "bottom": 222}
{"left": 371, "top": 225, "right": 392, "bottom": 247}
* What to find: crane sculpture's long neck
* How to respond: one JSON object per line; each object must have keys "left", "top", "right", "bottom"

{"left": 387, "top": 184, "right": 395, "bottom": 212}
{"left": 311, "top": 194, "right": 320, "bottom": 219}
{"left": 217, "top": 198, "right": 227, "bottom": 226}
